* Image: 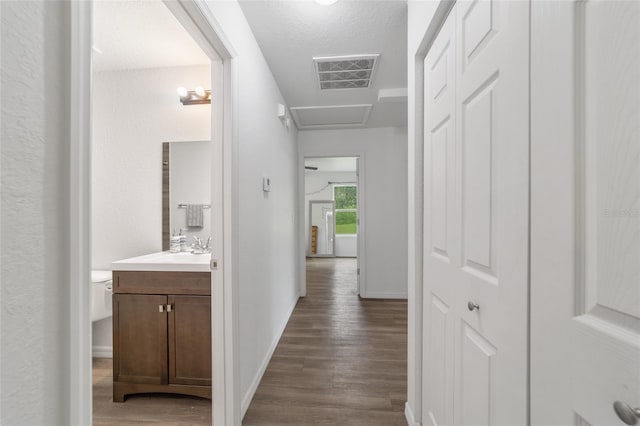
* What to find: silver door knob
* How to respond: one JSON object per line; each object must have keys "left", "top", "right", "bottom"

{"left": 614, "top": 401, "right": 640, "bottom": 425}
{"left": 467, "top": 301, "right": 479, "bottom": 311}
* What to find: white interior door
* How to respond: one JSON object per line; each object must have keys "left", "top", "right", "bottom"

{"left": 422, "top": 1, "right": 530, "bottom": 425}
{"left": 531, "top": 1, "right": 640, "bottom": 425}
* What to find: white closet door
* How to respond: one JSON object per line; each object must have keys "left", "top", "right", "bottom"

{"left": 531, "top": 1, "right": 640, "bottom": 425}
{"left": 422, "top": 1, "right": 530, "bottom": 425}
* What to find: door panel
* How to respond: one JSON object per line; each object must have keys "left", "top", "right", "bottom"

{"left": 423, "top": 1, "right": 530, "bottom": 425}
{"left": 426, "top": 294, "right": 451, "bottom": 426}
{"left": 460, "top": 322, "right": 496, "bottom": 426}
{"left": 571, "top": 1, "right": 640, "bottom": 423}
{"left": 461, "top": 76, "right": 498, "bottom": 278}
{"left": 113, "top": 294, "right": 168, "bottom": 385}
{"left": 168, "top": 295, "right": 212, "bottom": 386}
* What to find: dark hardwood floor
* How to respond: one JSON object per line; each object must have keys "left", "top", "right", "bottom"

{"left": 243, "top": 257, "right": 408, "bottom": 426}
{"left": 92, "top": 357, "right": 212, "bottom": 425}
{"left": 92, "top": 257, "right": 407, "bottom": 425}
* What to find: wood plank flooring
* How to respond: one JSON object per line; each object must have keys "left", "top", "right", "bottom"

{"left": 92, "top": 257, "right": 407, "bottom": 425}
{"left": 93, "top": 358, "right": 212, "bottom": 425}
{"left": 243, "top": 257, "right": 407, "bottom": 426}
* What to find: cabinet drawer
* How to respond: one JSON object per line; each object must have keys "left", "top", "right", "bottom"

{"left": 113, "top": 271, "right": 211, "bottom": 295}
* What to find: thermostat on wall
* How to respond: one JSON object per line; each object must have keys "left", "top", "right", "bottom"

{"left": 263, "top": 176, "right": 271, "bottom": 192}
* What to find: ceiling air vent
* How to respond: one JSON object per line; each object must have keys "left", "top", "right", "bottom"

{"left": 313, "top": 54, "right": 379, "bottom": 90}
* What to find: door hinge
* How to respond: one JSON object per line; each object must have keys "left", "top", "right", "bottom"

{"left": 210, "top": 259, "right": 218, "bottom": 270}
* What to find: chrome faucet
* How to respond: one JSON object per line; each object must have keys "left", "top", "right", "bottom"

{"left": 192, "top": 236, "right": 211, "bottom": 254}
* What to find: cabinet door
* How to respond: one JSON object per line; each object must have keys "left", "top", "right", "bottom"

{"left": 113, "top": 294, "right": 168, "bottom": 384}
{"left": 168, "top": 295, "right": 212, "bottom": 386}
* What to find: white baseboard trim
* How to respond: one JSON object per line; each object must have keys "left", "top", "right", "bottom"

{"left": 241, "top": 296, "right": 299, "bottom": 418}
{"left": 92, "top": 345, "right": 113, "bottom": 358}
{"left": 405, "top": 402, "right": 421, "bottom": 426}
{"left": 363, "top": 291, "right": 408, "bottom": 299}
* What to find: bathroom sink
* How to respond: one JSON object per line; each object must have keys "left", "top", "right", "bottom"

{"left": 112, "top": 251, "right": 211, "bottom": 272}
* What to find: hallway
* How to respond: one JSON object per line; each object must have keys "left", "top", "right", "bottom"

{"left": 243, "top": 258, "right": 407, "bottom": 425}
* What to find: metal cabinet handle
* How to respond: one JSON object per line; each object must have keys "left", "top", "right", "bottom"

{"left": 158, "top": 304, "right": 164, "bottom": 313}
{"left": 167, "top": 304, "right": 172, "bottom": 313}
{"left": 467, "top": 301, "right": 480, "bottom": 312}
{"left": 614, "top": 401, "right": 640, "bottom": 425}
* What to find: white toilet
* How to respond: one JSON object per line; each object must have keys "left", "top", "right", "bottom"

{"left": 91, "top": 270, "right": 113, "bottom": 322}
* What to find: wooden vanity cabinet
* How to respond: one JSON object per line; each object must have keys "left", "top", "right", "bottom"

{"left": 112, "top": 271, "right": 211, "bottom": 402}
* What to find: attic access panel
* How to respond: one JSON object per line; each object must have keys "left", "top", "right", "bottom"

{"left": 313, "top": 54, "right": 380, "bottom": 90}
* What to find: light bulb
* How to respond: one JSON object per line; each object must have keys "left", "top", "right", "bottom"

{"left": 177, "top": 86, "right": 188, "bottom": 97}
{"left": 315, "top": 0, "right": 338, "bottom": 5}
{"left": 195, "top": 86, "right": 206, "bottom": 98}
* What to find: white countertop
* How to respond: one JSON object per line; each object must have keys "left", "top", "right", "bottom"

{"left": 112, "top": 251, "right": 211, "bottom": 272}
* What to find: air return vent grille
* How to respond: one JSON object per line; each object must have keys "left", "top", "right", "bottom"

{"left": 313, "top": 54, "right": 379, "bottom": 90}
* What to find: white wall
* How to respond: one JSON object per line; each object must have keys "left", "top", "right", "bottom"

{"left": 202, "top": 1, "right": 300, "bottom": 416}
{"left": 91, "top": 65, "right": 211, "bottom": 353}
{"left": 299, "top": 127, "right": 408, "bottom": 298}
{"left": 304, "top": 171, "right": 357, "bottom": 257}
{"left": 1, "top": 2, "right": 71, "bottom": 424}
{"left": 406, "top": 2, "right": 446, "bottom": 424}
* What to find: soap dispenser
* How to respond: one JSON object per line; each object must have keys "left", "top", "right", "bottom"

{"left": 170, "top": 229, "right": 180, "bottom": 253}
{"left": 179, "top": 229, "right": 188, "bottom": 252}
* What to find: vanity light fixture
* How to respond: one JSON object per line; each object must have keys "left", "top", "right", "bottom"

{"left": 177, "top": 86, "right": 211, "bottom": 105}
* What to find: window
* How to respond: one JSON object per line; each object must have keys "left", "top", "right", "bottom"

{"left": 333, "top": 184, "right": 357, "bottom": 235}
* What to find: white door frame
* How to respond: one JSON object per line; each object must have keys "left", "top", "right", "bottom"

{"left": 298, "top": 154, "right": 365, "bottom": 297}
{"left": 69, "top": 1, "right": 240, "bottom": 425}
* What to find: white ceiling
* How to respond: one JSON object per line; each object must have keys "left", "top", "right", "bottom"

{"left": 305, "top": 157, "right": 357, "bottom": 172}
{"left": 238, "top": 0, "right": 408, "bottom": 130}
{"left": 93, "top": 0, "right": 209, "bottom": 72}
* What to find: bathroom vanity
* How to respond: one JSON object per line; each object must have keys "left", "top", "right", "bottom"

{"left": 111, "top": 252, "right": 212, "bottom": 402}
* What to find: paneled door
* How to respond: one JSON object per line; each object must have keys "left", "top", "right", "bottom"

{"left": 422, "top": 1, "right": 530, "bottom": 425}
{"left": 531, "top": 1, "right": 640, "bottom": 425}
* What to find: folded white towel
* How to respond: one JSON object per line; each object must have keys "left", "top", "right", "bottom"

{"left": 186, "top": 204, "right": 204, "bottom": 228}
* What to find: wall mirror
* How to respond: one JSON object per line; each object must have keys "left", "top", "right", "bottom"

{"left": 162, "top": 141, "right": 211, "bottom": 250}
{"left": 308, "top": 200, "right": 335, "bottom": 257}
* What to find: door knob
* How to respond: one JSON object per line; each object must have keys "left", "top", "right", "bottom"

{"left": 467, "top": 301, "right": 479, "bottom": 312}
{"left": 614, "top": 401, "right": 640, "bottom": 425}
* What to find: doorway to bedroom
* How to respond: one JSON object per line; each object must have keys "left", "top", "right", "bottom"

{"left": 304, "top": 156, "right": 360, "bottom": 296}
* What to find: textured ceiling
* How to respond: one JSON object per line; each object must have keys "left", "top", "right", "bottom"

{"left": 93, "top": 0, "right": 209, "bottom": 72}
{"left": 238, "top": 0, "right": 408, "bottom": 129}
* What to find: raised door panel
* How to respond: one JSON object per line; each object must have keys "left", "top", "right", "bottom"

{"left": 113, "top": 294, "right": 168, "bottom": 385}
{"left": 425, "top": 8, "right": 457, "bottom": 267}
{"left": 425, "top": 294, "right": 453, "bottom": 426}
{"left": 461, "top": 77, "right": 498, "bottom": 282}
{"left": 571, "top": 1, "right": 640, "bottom": 424}
{"left": 457, "top": 321, "right": 497, "bottom": 426}
{"left": 168, "top": 295, "right": 212, "bottom": 386}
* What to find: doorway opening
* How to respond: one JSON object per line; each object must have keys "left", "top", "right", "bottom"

{"left": 70, "top": 0, "right": 239, "bottom": 424}
{"left": 90, "top": 1, "right": 213, "bottom": 423}
{"left": 304, "top": 156, "right": 361, "bottom": 296}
